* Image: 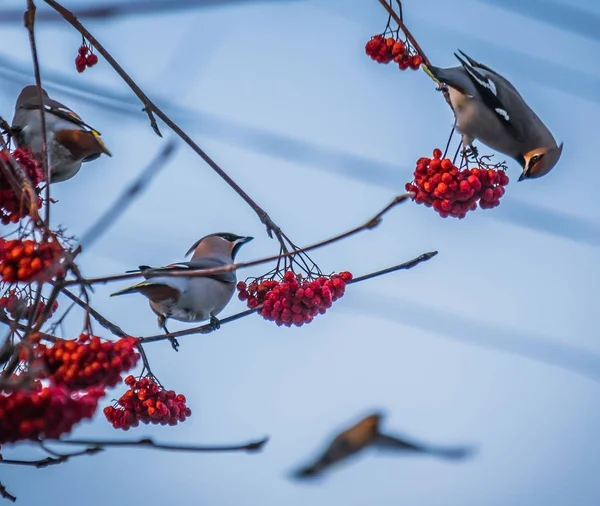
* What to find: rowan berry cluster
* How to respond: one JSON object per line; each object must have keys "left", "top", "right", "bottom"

{"left": 0, "top": 290, "right": 58, "bottom": 321}
{"left": 38, "top": 334, "right": 140, "bottom": 390}
{"left": 237, "top": 270, "right": 353, "bottom": 327}
{"left": 103, "top": 375, "right": 191, "bottom": 430}
{"left": 365, "top": 35, "right": 423, "bottom": 70}
{"left": 0, "top": 237, "right": 64, "bottom": 283}
{"left": 0, "top": 385, "right": 104, "bottom": 444}
{"left": 0, "top": 148, "right": 44, "bottom": 224}
{"left": 405, "top": 148, "right": 509, "bottom": 219}
{"left": 75, "top": 44, "right": 98, "bottom": 73}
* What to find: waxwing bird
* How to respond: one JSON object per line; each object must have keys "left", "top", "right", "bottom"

{"left": 425, "top": 50, "right": 563, "bottom": 181}
{"left": 11, "top": 85, "right": 112, "bottom": 183}
{"left": 110, "top": 233, "right": 253, "bottom": 351}
{"left": 292, "top": 412, "right": 475, "bottom": 479}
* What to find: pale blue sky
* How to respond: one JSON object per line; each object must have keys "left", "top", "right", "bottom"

{"left": 1, "top": 1, "right": 599, "bottom": 505}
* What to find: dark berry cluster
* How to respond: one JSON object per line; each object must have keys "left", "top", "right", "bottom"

{"left": 103, "top": 375, "right": 191, "bottom": 430}
{"left": 237, "top": 270, "right": 353, "bottom": 327}
{"left": 365, "top": 35, "right": 423, "bottom": 70}
{"left": 38, "top": 334, "right": 140, "bottom": 390}
{"left": 0, "top": 385, "right": 104, "bottom": 444}
{"left": 0, "top": 148, "right": 44, "bottom": 224}
{"left": 0, "top": 290, "right": 58, "bottom": 321}
{"left": 405, "top": 148, "right": 509, "bottom": 219}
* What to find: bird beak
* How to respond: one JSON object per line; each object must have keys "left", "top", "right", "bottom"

{"left": 517, "top": 172, "right": 526, "bottom": 182}
{"left": 238, "top": 236, "right": 254, "bottom": 245}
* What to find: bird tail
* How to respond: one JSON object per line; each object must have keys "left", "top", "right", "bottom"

{"left": 110, "top": 281, "right": 153, "bottom": 297}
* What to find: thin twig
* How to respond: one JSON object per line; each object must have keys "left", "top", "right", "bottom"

{"left": 0, "top": 482, "right": 16, "bottom": 503}
{"left": 139, "top": 250, "right": 436, "bottom": 345}
{"left": 60, "top": 288, "right": 158, "bottom": 379}
{"left": 376, "top": 0, "right": 431, "bottom": 66}
{"left": 54, "top": 436, "right": 269, "bottom": 453}
{"left": 348, "top": 251, "right": 438, "bottom": 284}
{"left": 43, "top": 0, "right": 284, "bottom": 241}
{"left": 0, "top": 447, "right": 102, "bottom": 468}
{"left": 24, "top": 0, "right": 51, "bottom": 229}
{"left": 78, "top": 139, "right": 178, "bottom": 251}
{"left": 65, "top": 194, "right": 413, "bottom": 287}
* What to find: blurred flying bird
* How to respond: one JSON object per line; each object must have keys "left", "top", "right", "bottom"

{"left": 293, "top": 411, "right": 475, "bottom": 479}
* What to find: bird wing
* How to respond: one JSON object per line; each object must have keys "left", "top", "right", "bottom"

{"left": 293, "top": 435, "right": 359, "bottom": 478}
{"left": 374, "top": 433, "right": 475, "bottom": 460}
{"left": 456, "top": 50, "right": 524, "bottom": 99}
{"left": 126, "top": 259, "right": 235, "bottom": 285}
{"left": 453, "top": 52, "right": 526, "bottom": 143}
{"left": 12, "top": 100, "right": 111, "bottom": 158}
{"left": 372, "top": 433, "right": 427, "bottom": 453}
{"left": 110, "top": 281, "right": 180, "bottom": 300}
{"left": 293, "top": 414, "right": 381, "bottom": 479}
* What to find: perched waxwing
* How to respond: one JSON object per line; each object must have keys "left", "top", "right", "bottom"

{"left": 425, "top": 50, "right": 563, "bottom": 181}
{"left": 110, "top": 233, "right": 254, "bottom": 351}
{"left": 292, "top": 412, "right": 474, "bottom": 479}
{"left": 11, "top": 85, "right": 112, "bottom": 183}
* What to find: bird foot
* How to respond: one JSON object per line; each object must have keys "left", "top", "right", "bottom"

{"left": 169, "top": 337, "right": 180, "bottom": 352}
{"left": 462, "top": 144, "right": 479, "bottom": 160}
{"left": 161, "top": 322, "right": 179, "bottom": 352}
{"left": 209, "top": 315, "right": 221, "bottom": 331}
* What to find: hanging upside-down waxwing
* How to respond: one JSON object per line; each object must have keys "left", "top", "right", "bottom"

{"left": 110, "top": 233, "right": 254, "bottom": 351}
{"left": 11, "top": 85, "right": 112, "bottom": 183}
{"left": 425, "top": 50, "right": 563, "bottom": 181}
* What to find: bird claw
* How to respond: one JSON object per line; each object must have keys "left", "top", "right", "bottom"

{"left": 209, "top": 315, "right": 221, "bottom": 331}
{"left": 462, "top": 144, "right": 479, "bottom": 160}
{"left": 169, "top": 337, "right": 180, "bottom": 352}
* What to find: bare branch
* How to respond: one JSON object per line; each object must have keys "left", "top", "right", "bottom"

{"left": 43, "top": 0, "right": 284, "bottom": 240}
{"left": 0, "top": 447, "right": 102, "bottom": 468}
{"left": 24, "top": 0, "right": 51, "bottom": 228}
{"left": 139, "top": 250, "right": 437, "bottom": 345}
{"left": 53, "top": 436, "right": 270, "bottom": 453}
{"left": 65, "top": 194, "right": 414, "bottom": 287}
{"left": 0, "top": 482, "right": 16, "bottom": 503}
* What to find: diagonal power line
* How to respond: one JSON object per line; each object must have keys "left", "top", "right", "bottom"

{"left": 342, "top": 292, "right": 600, "bottom": 384}
{"left": 0, "top": 53, "right": 598, "bottom": 247}
{"left": 0, "top": 0, "right": 303, "bottom": 24}
{"left": 475, "top": 0, "right": 600, "bottom": 43}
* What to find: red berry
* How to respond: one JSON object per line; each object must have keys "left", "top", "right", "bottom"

{"left": 86, "top": 54, "right": 98, "bottom": 67}
{"left": 409, "top": 55, "right": 423, "bottom": 70}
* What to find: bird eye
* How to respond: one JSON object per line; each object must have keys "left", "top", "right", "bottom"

{"left": 530, "top": 153, "right": 545, "bottom": 166}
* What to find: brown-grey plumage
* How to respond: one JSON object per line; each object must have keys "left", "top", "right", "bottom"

{"left": 427, "top": 50, "right": 563, "bottom": 181}
{"left": 293, "top": 412, "right": 474, "bottom": 479}
{"left": 11, "top": 85, "right": 112, "bottom": 183}
{"left": 110, "top": 233, "right": 253, "bottom": 351}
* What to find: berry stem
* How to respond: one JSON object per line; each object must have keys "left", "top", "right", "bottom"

{"left": 60, "top": 288, "right": 158, "bottom": 381}
{"left": 376, "top": 0, "right": 432, "bottom": 67}
{"left": 42, "top": 0, "right": 286, "bottom": 245}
